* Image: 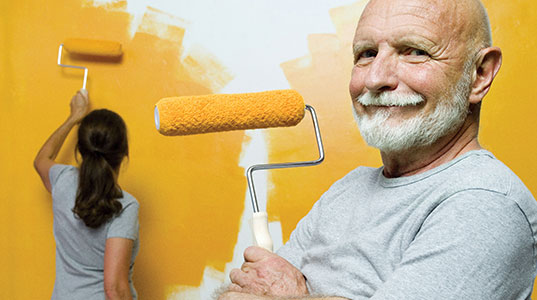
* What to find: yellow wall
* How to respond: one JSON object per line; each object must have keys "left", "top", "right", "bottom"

{"left": 1, "top": 0, "right": 536, "bottom": 299}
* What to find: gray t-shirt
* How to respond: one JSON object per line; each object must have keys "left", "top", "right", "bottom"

{"left": 49, "top": 164, "right": 140, "bottom": 300}
{"left": 278, "top": 150, "right": 537, "bottom": 299}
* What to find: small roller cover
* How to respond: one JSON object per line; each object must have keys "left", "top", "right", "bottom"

{"left": 63, "top": 38, "right": 123, "bottom": 57}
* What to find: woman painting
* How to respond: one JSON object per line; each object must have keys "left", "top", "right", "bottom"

{"left": 34, "top": 89, "right": 139, "bottom": 300}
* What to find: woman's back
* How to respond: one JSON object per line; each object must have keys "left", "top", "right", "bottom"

{"left": 34, "top": 91, "right": 139, "bottom": 299}
{"left": 50, "top": 164, "right": 139, "bottom": 300}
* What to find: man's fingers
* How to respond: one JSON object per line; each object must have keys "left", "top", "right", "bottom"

{"left": 228, "top": 283, "right": 242, "bottom": 292}
{"left": 230, "top": 268, "right": 267, "bottom": 295}
{"left": 243, "top": 246, "right": 272, "bottom": 262}
{"left": 229, "top": 268, "right": 250, "bottom": 287}
{"left": 241, "top": 262, "right": 253, "bottom": 272}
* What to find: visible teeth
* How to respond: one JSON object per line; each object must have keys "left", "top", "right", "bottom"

{"left": 357, "top": 92, "right": 424, "bottom": 107}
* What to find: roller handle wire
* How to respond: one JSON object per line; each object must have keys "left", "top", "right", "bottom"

{"left": 57, "top": 44, "right": 88, "bottom": 90}
{"left": 247, "top": 104, "right": 325, "bottom": 251}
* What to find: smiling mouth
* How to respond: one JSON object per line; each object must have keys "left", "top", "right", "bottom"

{"left": 356, "top": 92, "right": 425, "bottom": 107}
{"left": 367, "top": 104, "right": 414, "bottom": 108}
{"left": 364, "top": 101, "right": 425, "bottom": 108}
{"left": 363, "top": 104, "right": 423, "bottom": 116}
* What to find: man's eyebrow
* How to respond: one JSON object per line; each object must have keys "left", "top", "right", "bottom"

{"left": 352, "top": 41, "right": 375, "bottom": 55}
{"left": 392, "top": 35, "right": 436, "bottom": 50}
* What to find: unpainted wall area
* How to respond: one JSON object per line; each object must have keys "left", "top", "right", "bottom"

{"left": 0, "top": 0, "right": 536, "bottom": 299}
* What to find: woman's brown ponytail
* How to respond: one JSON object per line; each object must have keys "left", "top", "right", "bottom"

{"left": 73, "top": 109, "right": 128, "bottom": 228}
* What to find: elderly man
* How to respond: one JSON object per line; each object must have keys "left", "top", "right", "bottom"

{"left": 219, "top": 0, "right": 537, "bottom": 299}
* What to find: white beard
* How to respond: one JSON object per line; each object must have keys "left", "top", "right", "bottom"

{"left": 353, "top": 68, "right": 472, "bottom": 153}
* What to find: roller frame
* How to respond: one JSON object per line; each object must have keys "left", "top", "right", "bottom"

{"left": 246, "top": 104, "right": 325, "bottom": 213}
{"left": 57, "top": 44, "right": 88, "bottom": 90}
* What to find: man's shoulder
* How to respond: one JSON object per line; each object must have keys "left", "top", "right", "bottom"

{"left": 445, "top": 150, "right": 531, "bottom": 198}
{"left": 439, "top": 150, "right": 536, "bottom": 230}
{"left": 334, "top": 165, "right": 381, "bottom": 188}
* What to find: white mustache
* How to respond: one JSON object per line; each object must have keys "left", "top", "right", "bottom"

{"left": 356, "top": 92, "right": 425, "bottom": 107}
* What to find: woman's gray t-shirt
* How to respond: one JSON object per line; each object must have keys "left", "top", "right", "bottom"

{"left": 49, "top": 164, "right": 139, "bottom": 300}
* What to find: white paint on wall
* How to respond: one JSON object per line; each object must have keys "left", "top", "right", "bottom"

{"left": 86, "top": 0, "right": 357, "bottom": 298}
{"left": 168, "top": 129, "right": 284, "bottom": 299}
{"left": 88, "top": 0, "right": 357, "bottom": 92}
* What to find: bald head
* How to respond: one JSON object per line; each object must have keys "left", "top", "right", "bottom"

{"left": 359, "top": 0, "right": 493, "bottom": 59}
{"left": 349, "top": 0, "right": 503, "bottom": 154}
{"left": 462, "top": 0, "right": 493, "bottom": 50}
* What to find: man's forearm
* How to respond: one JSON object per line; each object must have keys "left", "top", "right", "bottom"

{"left": 217, "top": 291, "right": 348, "bottom": 300}
{"left": 287, "top": 297, "right": 347, "bottom": 300}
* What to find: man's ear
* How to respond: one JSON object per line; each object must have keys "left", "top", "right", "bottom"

{"left": 469, "top": 47, "right": 502, "bottom": 104}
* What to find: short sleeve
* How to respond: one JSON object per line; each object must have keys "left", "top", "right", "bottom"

{"left": 371, "top": 190, "right": 535, "bottom": 299}
{"left": 277, "top": 167, "right": 367, "bottom": 270}
{"left": 49, "top": 164, "right": 77, "bottom": 189}
{"left": 277, "top": 197, "right": 320, "bottom": 269}
{"left": 107, "top": 200, "right": 139, "bottom": 240}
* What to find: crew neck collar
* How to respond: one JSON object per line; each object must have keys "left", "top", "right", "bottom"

{"left": 378, "top": 149, "right": 494, "bottom": 188}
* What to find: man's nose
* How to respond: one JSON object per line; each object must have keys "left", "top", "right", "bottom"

{"left": 364, "top": 52, "right": 398, "bottom": 93}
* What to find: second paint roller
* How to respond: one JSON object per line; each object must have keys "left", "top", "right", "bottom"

{"left": 154, "top": 89, "right": 325, "bottom": 251}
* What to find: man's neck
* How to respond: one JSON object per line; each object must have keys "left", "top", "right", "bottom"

{"left": 380, "top": 118, "right": 481, "bottom": 178}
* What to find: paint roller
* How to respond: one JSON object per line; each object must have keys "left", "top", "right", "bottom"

{"left": 154, "top": 89, "right": 325, "bottom": 251}
{"left": 57, "top": 38, "right": 123, "bottom": 90}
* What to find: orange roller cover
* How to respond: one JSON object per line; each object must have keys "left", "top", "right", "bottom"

{"left": 63, "top": 38, "right": 123, "bottom": 57}
{"left": 155, "top": 89, "right": 306, "bottom": 136}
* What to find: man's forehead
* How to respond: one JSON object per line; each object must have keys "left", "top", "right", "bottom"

{"left": 358, "top": 0, "right": 459, "bottom": 26}
{"left": 355, "top": 0, "right": 461, "bottom": 41}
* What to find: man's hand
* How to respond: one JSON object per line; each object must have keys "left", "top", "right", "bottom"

{"left": 217, "top": 291, "right": 268, "bottom": 300}
{"left": 229, "top": 246, "right": 308, "bottom": 297}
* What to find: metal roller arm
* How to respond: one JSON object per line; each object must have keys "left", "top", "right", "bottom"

{"left": 57, "top": 44, "right": 88, "bottom": 90}
{"left": 246, "top": 104, "right": 325, "bottom": 213}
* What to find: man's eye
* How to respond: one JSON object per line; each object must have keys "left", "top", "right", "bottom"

{"left": 361, "top": 49, "right": 377, "bottom": 58}
{"left": 354, "top": 49, "right": 377, "bottom": 64}
{"left": 408, "top": 49, "right": 429, "bottom": 56}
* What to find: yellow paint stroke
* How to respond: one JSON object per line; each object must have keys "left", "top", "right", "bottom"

{"left": 136, "top": 6, "right": 188, "bottom": 39}
{"left": 2, "top": 0, "right": 242, "bottom": 299}
{"left": 270, "top": 0, "right": 378, "bottom": 241}
{"left": 83, "top": 0, "right": 128, "bottom": 10}
{"left": 182, "top": 45, "right": 234, "bottom": 93}
{"left": 135, "top": 7, "right": 233, "bottom": 94}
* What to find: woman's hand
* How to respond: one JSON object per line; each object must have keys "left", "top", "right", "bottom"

{"left": 69, "top": 89, "right": 89, "bottom": 123}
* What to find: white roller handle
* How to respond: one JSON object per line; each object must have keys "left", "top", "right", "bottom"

{"left": 251, "top": 211, "right": 273, "bottom": 252}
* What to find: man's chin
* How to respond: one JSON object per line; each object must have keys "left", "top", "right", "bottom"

{"left": 365, "top": 139, "right": 412, "bottom": 154}
{"left": 358, "top": 118, "right": 423, "bottom": 153}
